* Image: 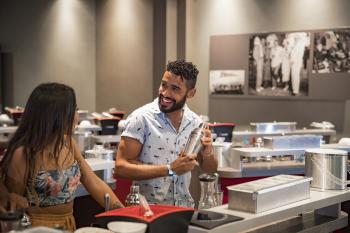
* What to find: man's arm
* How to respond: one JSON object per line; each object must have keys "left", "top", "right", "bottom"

{"left": 115, "top": 136, "right": 198, "bottom": 180}
{"left": 115, "top": 136, "right": 168, "bottom": 180}
{"left": 197, "top": 127, "right": 218, "bottom": 173}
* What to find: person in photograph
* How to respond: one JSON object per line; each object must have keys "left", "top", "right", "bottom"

{"left": 115, "top": 59, "right": 217, "bottom": 206}
{"left": 281, "top": 37, "right": 293, "bottom": 91}
{"left": 253, "top": 36, "right": 265, "bottom": 92}
{"left": 325, "top": 31, "right": 337, "bottom": 50}
{"left": 289, "top": 33, "right": 309, "bottom": 95}
{"left": 0, "top": 83, "right": 123, "bottom": 231}
{"left": 270, "top": 39, "right": 284, "bottom": 89}
{"left": 262, "top": 38, "right": 272, "bottom": 88}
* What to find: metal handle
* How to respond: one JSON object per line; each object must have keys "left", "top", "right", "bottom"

{"left": 311, "top": 157, "right": 350, "bottom": 186}
{"left": 104, "top": 193, "right": 110, "bottom": 211}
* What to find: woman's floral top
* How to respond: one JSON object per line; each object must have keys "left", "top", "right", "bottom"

{"left": 26, "top": 160, "right": 81, "bottom": 207}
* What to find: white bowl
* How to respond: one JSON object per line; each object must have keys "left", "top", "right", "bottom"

{"left": 107, "top": 221, "right": 147, "bottom": 233}
{"left": 80, "top": 120, "right": 92, "bottom": 127}
{"left": 0, "top": 114, "right": 10, "bottom": 121}
{"left": 74, "top": 227, "right": 113, "bottom": 233}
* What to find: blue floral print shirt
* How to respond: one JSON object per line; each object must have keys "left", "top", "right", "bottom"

{"left": 26, "top": 160, "right": 81, "bottom": 207}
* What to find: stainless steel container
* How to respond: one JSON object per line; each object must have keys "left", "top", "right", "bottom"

{"left": 74, "top": 131, "right": 93, "bottom": 154}
{"left": 85, "top": 145, "right": 114, "bottom": 160}
{"left": 228, "top": 175, "right": 312, "bottom": 213}
{"left": 213, "top": 142, "right": 232, "bottom": 167}
{"left": 263, "top": 135, "right": 322, "bottom": 149}
{"left": 305, "top": 148, "right": 349, "bottom": 190}
{"left": 250, "top": 122, "right": 297, "bottom": 133}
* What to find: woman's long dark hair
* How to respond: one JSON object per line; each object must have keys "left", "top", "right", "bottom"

{"left": 0, "top": 82, "right": 77, "bottom": 184}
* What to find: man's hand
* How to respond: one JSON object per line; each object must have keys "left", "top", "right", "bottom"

{"left": 198, "top": 126, "right": 218, "bottom": 173}
{"left": 200, "top": 126, "right": 213, "bottom": 158}
{"left": 170, "top": 152, "right": 198, "bottom": 176}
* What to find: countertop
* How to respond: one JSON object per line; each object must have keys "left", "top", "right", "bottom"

{"left": 188, "top": 189, "right": 350, "bottom": 233}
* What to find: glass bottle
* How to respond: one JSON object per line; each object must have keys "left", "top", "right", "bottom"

{"left": 198, "top": 173, "right": 217, "bottom": 209}
{"left": 125, "top": 185, "right": 140, "bottom": 206}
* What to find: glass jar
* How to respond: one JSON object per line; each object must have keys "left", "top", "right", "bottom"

{"left": 198, "top": 173, "right": 218, "bottom": 209}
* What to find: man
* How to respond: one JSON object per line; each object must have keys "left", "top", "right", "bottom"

{"left": 253, "top": 36, "right": 264, "bottom": 92}
{"left": 289, "top": 32, "right": 309, "bottom": 95}
{"left": 270, "top": 40, "right": 284, "bottom": 89}
{"left": 115, "top": 59, "right": 217, "bottom": 205}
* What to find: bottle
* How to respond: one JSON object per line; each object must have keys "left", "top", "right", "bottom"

{"left": 184, "top": 123, "right": 206, "bottom": 155}
{"left": 125, "top": 185, "right": 140, "bottom": 206}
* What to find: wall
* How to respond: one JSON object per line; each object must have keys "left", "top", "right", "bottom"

{"left": 185, "top": 0, "right": 350, "bottom": 131}
{"left": 0, "top": 0, "right": 96, "bottom": 111}
{"left": 95, "top": 0, "right": 153, "bottom": 113}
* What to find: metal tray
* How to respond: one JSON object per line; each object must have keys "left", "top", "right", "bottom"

{"left": 250, "top": 122, "right": 297, "bottom": 133}
{"left": 263, "top": 135, "right": 322, "bottom": 149}
{"left": 228, "top": 175, "right": 312, "bottom": 213}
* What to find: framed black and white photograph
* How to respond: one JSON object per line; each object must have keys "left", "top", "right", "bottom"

{"left": 209, "top": 70, "right": 245, "bottom": 94}
{"left": 248, "top": 32, "right": 311, "bottom": 96}
{"left": 313, "top": 29, "right": 350, "bottom": 73}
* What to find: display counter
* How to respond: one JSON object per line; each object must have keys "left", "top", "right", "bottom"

{"left": 218, "top": 143, "right": 350, "bottom": 179}
{"left": 188, "top": 189, "right": 350, "bottom": 233}
{"left": 74, "top": 158, "right": 116, "bottom": 228}
{"left": 232, "top": 128, "right": 336, "bottom": 145}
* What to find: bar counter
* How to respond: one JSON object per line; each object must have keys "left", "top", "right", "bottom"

{"left": 188, "top": 189, "right": 350, "bottom": 233}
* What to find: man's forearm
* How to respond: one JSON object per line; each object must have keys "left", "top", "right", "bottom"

{"left": 115, "top": 162, "right": 168, "bottom": 180}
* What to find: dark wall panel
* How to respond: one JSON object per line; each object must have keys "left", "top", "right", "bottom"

{"left": 209, "top": 96, "right": 345, "bottom": 130}
{"left": 210, "top": 35, "right": 249, "bottom": 70}
{"left": 309, "top": 74, "right": 350, "bottom": 100}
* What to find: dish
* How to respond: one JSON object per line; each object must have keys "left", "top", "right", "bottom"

{"left": 107, "top": 221, "right": 147, "bottom": 233}
{"left": 22, "top": 227, "right": 62, "bottom": 233}
{"left": 74, "top": 227, "right": 113, "bottom": 233}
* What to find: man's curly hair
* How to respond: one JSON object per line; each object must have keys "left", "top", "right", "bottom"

{"left": 166, "top": 59, "right": 199, "bottom": 89}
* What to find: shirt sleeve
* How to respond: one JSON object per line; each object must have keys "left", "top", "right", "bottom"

{"left": 121, "top": 113, "right": 146, "bottom": 144}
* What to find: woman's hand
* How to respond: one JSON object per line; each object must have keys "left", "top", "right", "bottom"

{"left": 0, "top": 189, "right": 28, "bottom": 213}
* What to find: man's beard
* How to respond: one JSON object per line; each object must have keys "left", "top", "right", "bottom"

{"left": 158, "top": 94, "right": 187, "bottom": 113}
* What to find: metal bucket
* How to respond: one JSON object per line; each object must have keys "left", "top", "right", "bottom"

{"left": 74, "top": 131, "right": 93, "bottom": 154}
{"left": 305, "top": 148, "right": 349, "bottom": 190}
{"left": 213, "top": 142, "right": 232, "bottom": 167}
{"left": 85, "top": 145, "right": 114, "bottom": 160}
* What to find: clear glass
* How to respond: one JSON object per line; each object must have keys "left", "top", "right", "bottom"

{"left": 175, "top": 197, "right": 195, "bottom": 208}
{"left": 214, "top": 191, "right": 224, "bottom": 206}
{"left": 198, "top": 180, "right": 217, "bottom": 209}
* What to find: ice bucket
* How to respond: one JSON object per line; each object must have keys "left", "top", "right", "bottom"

{"left": 305, "top": 148, "right": 349, "bottom": 190}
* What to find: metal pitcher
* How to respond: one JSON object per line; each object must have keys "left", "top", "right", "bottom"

{"left": 305, "top": 148, "right": 350, "bottom": 190}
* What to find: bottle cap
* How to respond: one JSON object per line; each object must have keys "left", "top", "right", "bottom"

{"left": 130, "top": 185, "right": 140, "bottom": 193}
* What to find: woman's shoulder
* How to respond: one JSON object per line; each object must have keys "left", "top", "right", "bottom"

{"left": 11, "top": 146, "right": 26, "bottom": 164}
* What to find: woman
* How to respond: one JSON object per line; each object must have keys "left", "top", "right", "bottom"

{"left": 0, "top": 83, "right": 123, "bottom": 231}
